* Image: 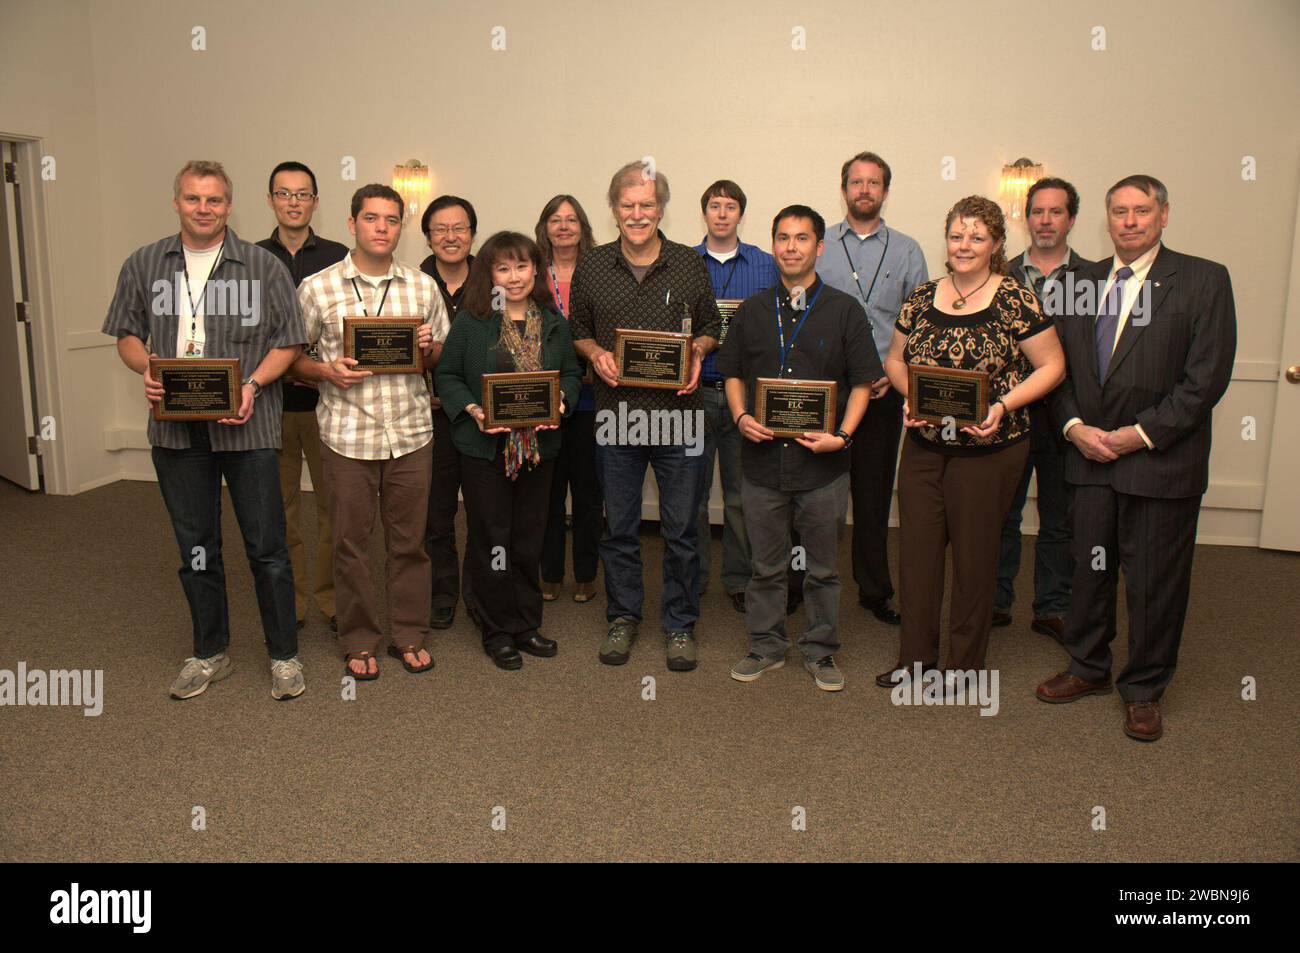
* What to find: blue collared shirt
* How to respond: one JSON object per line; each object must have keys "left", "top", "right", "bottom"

{"left": 816, "top": 218, "right": 929, "bottom": 363}
{"left": 694, "top": 239, "right": 779, "bottom": 381}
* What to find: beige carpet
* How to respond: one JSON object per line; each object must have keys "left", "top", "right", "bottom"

{"left": 0, "top": 478, "right": 1295, "bottom": 862}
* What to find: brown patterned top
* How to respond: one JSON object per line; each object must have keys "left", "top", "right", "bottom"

{"left": 896, "top": 276, "right": 1050, "bottom": 454}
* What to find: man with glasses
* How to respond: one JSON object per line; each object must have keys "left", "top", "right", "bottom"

{"left": 816, "top": 151, "right": 928, "bottom": 627}
{"left": 419, "top": 195, "right": 478, "bottom": 630}
{"left": 569, "top": 160, "right": 720, "bottom": 672}
{"left": 257, "top": 161, "right": 349, "bottom": 634}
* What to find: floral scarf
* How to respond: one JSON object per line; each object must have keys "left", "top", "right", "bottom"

{"left": 495, "top": 304, "right": 544, "bottom": 480}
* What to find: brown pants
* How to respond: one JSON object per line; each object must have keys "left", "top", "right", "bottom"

{"left": 280, "top": 410, "right": 336, "bottom": 621}
{"left": 322, "top": 442, "right": 433, "bottom": 657}
{"left": 897, "top": 437, "right": 1029, "bottom": 672}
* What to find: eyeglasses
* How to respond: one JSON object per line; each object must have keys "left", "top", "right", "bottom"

{"left": 429, "top": 225, "right": 471, "bottom": 238}
{"left": 272, "top": 190, "right": 315, "bottom": 202}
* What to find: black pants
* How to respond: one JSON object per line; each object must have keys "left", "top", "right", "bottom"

{"left": 425, "top": 409, "right": 465, "bottom": 612}
{"left": 461, "top": 452, "right": 555, "bottom": 651}
{"left": 850, "top": 387, "right": 903, "bottom": 603}
{"left": 1063, "top": 484, "right": 1201, "bottom": 701}
{"left": 542, "top": 409, "right": 602, "bottom": 584}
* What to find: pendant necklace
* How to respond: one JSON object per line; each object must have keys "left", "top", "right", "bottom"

{"left": 951, "top": 270, "right": 992, "bottom": 310}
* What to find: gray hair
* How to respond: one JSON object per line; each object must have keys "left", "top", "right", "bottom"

{"left": 1105, "top": 174, "right": 1167, "bottom": 209}
{"left": 607, "top": 160, "right": 670, "bottom": 209}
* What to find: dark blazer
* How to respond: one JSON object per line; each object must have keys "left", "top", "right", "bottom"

{"left": 1007, "top": 248, "right": 1095, "bottom": 446}
{"left": 1051, "top": 244, "right": 1236, "bottom": 499}
{"left": 435, "top": 308, "right": 582, "bottom": 462}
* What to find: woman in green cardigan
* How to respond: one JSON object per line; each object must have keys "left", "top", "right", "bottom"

{"left": 435, "top": 231, "right": 583, "bottom": 670}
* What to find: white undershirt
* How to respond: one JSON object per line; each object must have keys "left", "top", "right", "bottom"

{"left": 177, "top": 243, "right": 221, "bottom": 358}
{"left": 707, "top": 246, "right": 738, "bottom": 264}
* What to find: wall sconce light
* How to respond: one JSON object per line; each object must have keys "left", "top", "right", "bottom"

{"left": 999, "top": 157, "right": 1043, "bottom": 222}
{"left": 392, "top": 159, "right": 432, "bottom": 222}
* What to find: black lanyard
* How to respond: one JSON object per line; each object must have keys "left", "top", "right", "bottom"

{"left": 717, "top": 255, "right": 740, "bottom": 298}
{"left": 350, "top": 276, "right": 392, "bottom": 317}
{"left": 775, "top": 283, "right": 824, "bottom": 367}
{"left": 182, "top": 240, "right": 225, "bottom": 329}
{"left": 839, "top": 226, "right": 890, "bottom": 309}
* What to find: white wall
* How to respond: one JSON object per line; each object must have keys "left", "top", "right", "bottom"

{"left": 2, "top": 0, "right": 1297, "bottom": 543}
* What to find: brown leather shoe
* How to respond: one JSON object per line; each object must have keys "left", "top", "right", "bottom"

{"left": 992, "top": 610, "right": 1012, "bottom": 627}
{"left": 875, "top": 662, "right": 939, "bottom": 688}
{"left": 541, "top": 581, "right": 561, "bottom": 602}
{"left": 1031, "top": 616, "right": 1065, "bottom": 641}
{"left": 573, "top": 581, "right": 597, "bottom": 603}
{"left": 1124, "top": 700, "right": 1163, "bottom": 742}
{"left": 1035, "top": 671, "right": 1113, "bottom": 703}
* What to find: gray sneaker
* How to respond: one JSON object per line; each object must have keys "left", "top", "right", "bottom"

{"left": 805, "top": 655, "right": 845, "bottom": 692}
{"left": 665, "top": 631, "right": 697, "bottom": 671}
{"left": 169, "top": 654, "right": 233, "bottom": 699}
{"left": 730, "top": 652, "right": 785, "bottom": 682}
{"left": 599, "top": 618, "right": 638, "bottom": 666}
{"left": 270, "top": 657, "right": 305, "bottom": 701}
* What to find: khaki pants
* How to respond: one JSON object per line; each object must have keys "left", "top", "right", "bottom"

{"left": 279, "top": 410, "right": 336, "bottom": 621}
{"left": 322, "top": 442, "right": 433, "bottom": 657}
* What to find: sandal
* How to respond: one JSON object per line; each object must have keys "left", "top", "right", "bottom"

{"left": 387, "top": 644, "right": 435, "bottom": 674}
{"left": 344, "top": 652, "right": 379, "bottom": 681}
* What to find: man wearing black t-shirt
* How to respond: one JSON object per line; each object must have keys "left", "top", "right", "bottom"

{"left": 257, "top": 161, "right": 348, "bottom": 632}
{"left": 717, "top": 205, "right": 880, "bottom": 692}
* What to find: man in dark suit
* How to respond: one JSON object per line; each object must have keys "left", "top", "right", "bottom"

{"left": 995, "top": 178, "right": 1094, "bottom": 641}
{"left": 1035, "top": 174, "right": 1236, "bottom": 742}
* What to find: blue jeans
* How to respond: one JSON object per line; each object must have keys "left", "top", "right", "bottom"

{"left": 995, "top": 406, "right": 1074, "bottom": 618}
{"left": 697, "top": 385, "right": 751, "bottom": 596}
{"left": 596, "top": 441, "right": 705, "bottom": 633}
{"left": 152, "top": 432, "right": 297, "bottom": 661}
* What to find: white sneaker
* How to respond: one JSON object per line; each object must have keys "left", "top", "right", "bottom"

{"left": 270, "top": 657, "right": 305, "bottom": 701}
{"left": 169, "top": 654, "right": 233, "bottom": 699}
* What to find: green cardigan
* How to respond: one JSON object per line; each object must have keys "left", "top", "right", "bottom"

{"left": 434, "top": 308, "right": 582, "bottom": 461}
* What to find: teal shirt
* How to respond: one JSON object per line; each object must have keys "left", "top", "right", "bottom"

{"left": 435, "top": 308, "right": 582, "bottom": 461}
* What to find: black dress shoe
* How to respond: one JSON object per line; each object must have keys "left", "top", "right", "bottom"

{"left": 786, "top": 590, "right": 803, "bottom": 615}
{"left": 729, "top": 592, "right": 746, "bottom": 613}
{"left": 860, "top": 595, "right": 902, "bottom": 625}
{"left": 991, "top": 610, "right": 1012, "bottom": 628}
{"left": 486, "top": 642, "right": 523, "bottom": 670}
{"left": 516, "top": 634, "right": 557, "bottom": 658}
{"left": 430, "top": 605, "right": 455, "bottom": 629}
{"left": 875, "top": 662, "right": 940, "bottom": 688}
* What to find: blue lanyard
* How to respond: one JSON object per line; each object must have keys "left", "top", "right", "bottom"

{"left": 549, "top": 265, "right": 566, "bottom": 318}
{"left": 775, "top": 283, "right": 823, "bottom": 367}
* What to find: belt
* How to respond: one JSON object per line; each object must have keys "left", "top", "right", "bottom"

{"left": 703, "top": 378, "right": 725, "bottom": 389}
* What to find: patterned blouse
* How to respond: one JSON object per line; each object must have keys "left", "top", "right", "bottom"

{"left": 896, "top": 276, "right": 1050, "bottom": 455}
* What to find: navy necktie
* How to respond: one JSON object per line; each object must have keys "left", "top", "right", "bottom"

{"left": 1095, "top": 265, "right": 1133, "bottom": 381}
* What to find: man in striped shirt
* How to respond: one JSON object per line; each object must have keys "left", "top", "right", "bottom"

{"left": 102, "top": 160, "right": 308, "bottom": 701}
{"left": 292, "top": 184, "right": 449, "bottom": 679}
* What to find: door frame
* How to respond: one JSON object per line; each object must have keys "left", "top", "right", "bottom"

{"left": 0, "top": 130, "right": 69, "bottom": 495}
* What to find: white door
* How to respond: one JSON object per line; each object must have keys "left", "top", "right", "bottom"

{"left": 1259, "top": 185, "right": 1300, "bottom": 551}
{"left": 0, "top": 141, "right": 40, "bottom": 490}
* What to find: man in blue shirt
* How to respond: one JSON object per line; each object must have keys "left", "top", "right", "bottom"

{"left": 816, "top": 151, "right": 928, "bottom": 626}
{"left": 694, "top": 180, "right": 779, "bottom": 613}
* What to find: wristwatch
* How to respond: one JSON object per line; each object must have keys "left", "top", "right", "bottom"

{"left": 834, "top": 429, "right": 853, "bottom": 449}
{"left": 242, "top": 377, "right": 262, "bottom": 398}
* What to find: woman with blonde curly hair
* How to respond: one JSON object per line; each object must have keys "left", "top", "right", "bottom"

{"left": 878, "top": 196, "right": 1066, "bottom": 689}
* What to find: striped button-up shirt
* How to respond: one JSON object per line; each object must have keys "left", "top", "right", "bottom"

{"left": 816, "top": 218, "right": 929, "bottom": 364}
{"left": 298, "top": 254, "right": 449, "bottom": 460}
{"left": 101, "top": 227, "right": 306, "bottom": 451}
